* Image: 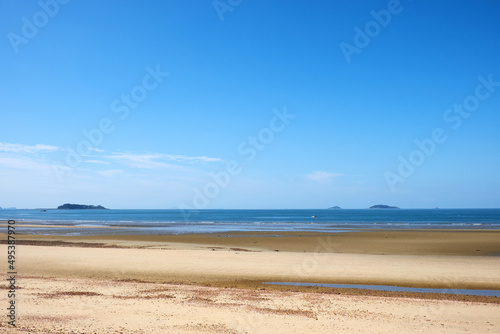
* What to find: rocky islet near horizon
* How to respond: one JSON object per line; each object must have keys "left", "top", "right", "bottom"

{"left": 57, "top": 203, "right": 108, "bottom": 210}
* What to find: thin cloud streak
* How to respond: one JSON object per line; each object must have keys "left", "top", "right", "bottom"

{"left": 97, "top": 169, "right": 125, "bottom": 177}
{"left": 307, "top": 171, "right": 343, "bottom": 183}
{"left": 85, "top": 160, "right": 110, "bottom": 164}
{"left": 107, "top": 152, "right": 221, "bottom": 169}
{"left": 0, "top": 143, "right": 59, "bottom": 153}
{"left": 0, "top": 156, "right": 53, "bottom": 171}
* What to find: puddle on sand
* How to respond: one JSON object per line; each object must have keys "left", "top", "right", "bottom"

{"left": 264, "top": 282, "right": 500, "bottom": 297}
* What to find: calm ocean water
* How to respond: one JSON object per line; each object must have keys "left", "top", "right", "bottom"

{"left": 1, "top": 209, "right": 500, "bottom": 236}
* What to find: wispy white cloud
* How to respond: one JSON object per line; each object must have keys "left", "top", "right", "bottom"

{"left": 307, "top": 171, "right": 343, "bottom": 183}
{"left": 163, "top": 154, "right": 221, "bottom": 163}
{"left": 90, "top": 148, "right": 104, "bottom": 152}
{"left": 0, "top": 143, "right": 58, "bottom": 153}
{"left": 0, "top": 143, "right": 220, "bottom": 181}
{"left": 97, "top": 169, "right": 125, "bottom": 177}
{"left": 85, "top": 160, "right": 110, "bottom": 164}
{"left": 107, "top": 152, "right": 221, "bottom": 169}
{"left": 107, "top": 153, "right": 176, "bottom": 169}
{"left": 0, "top": 156, "right": 52, "bottom": 170}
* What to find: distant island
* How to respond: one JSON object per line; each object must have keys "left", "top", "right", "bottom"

{"left": 327, "top": 206, "right": 342, "bottom": 209}
{"left": 57, "top": 203, "right": 108, "bottom": 210}
{"left": 369, "top": 204, "right": 399, "bottom": 209}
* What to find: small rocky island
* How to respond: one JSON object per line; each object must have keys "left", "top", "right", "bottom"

{"left": 369, "top": 204, "right": 399, "bottom": 209}
{"left": 57, "top": 203, "right": 108, "bottom": 210}
{"left": 328, "top": 206, "right": 342, "bottom": 209}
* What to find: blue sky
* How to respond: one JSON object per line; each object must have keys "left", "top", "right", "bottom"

{"left": 1, "top": 0, "right": 499, "bottom": 209}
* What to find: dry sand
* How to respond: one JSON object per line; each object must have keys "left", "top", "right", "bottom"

{"left": 2, "top": 276, "right": 499, "bottom": 334}
{"left": 1, "top": 229, "right": 499, "bottom": 333}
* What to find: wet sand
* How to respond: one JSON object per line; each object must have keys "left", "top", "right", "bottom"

{"left": 2, "top": 226, "right": 500, "bottom": 255}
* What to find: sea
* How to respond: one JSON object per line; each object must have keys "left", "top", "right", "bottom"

{"left": 1, "top": 208, "right": 500, "bottom": 236}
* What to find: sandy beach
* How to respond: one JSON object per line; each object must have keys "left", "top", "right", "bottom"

{"left": 1, "top": 228, "right": 499, "bottom": 333}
